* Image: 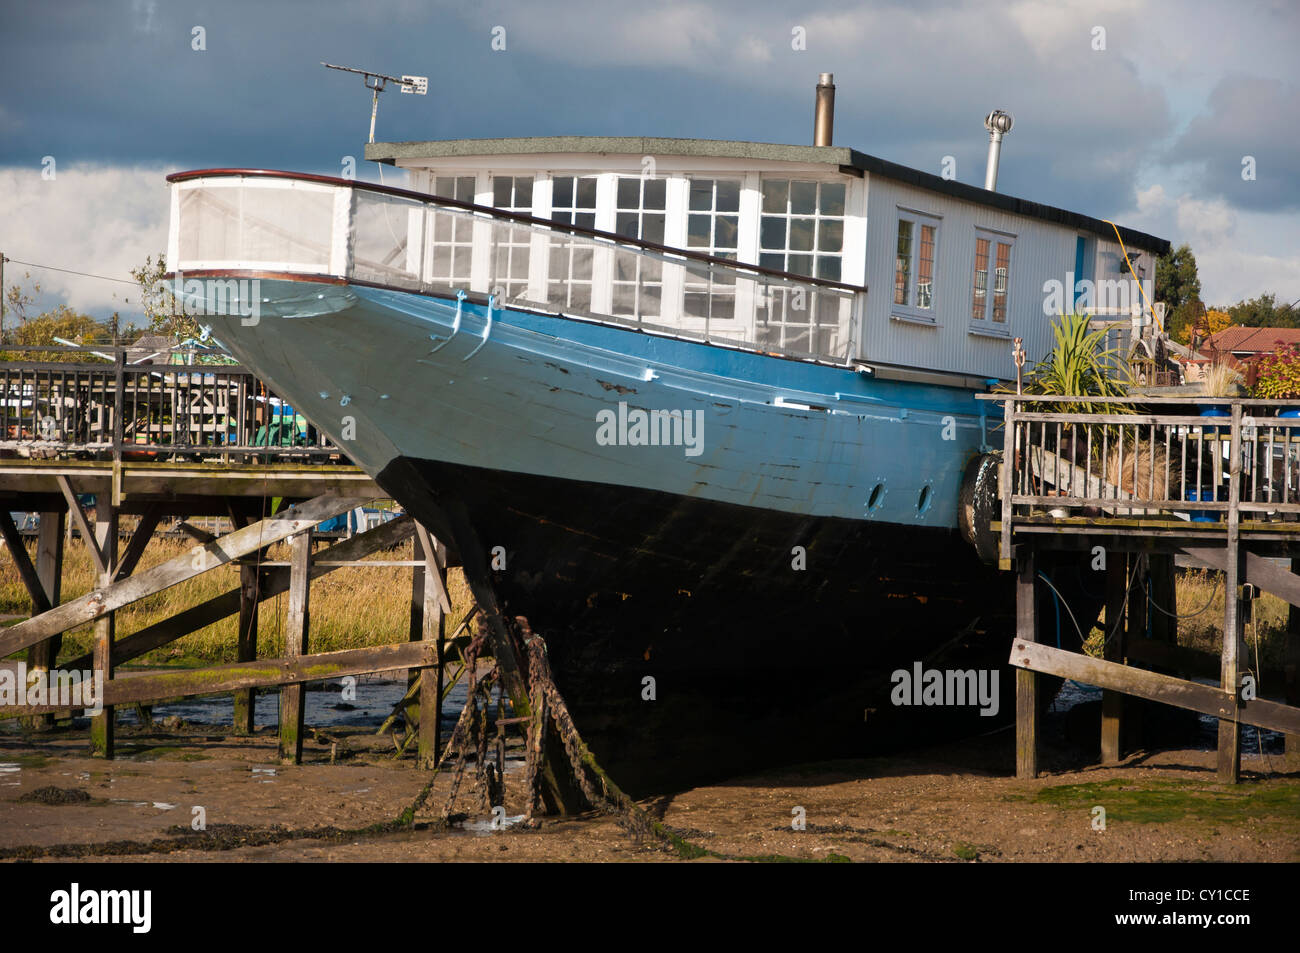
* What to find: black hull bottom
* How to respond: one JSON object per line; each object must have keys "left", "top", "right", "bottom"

{"left": 377, "top": 456, "right": 1100, "bottom": 795}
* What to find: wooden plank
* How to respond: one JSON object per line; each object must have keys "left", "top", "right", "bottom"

{"left": 1101, "top": 555, "right": 1127, "bottom": 764}
{"left": 3, "top": 642, "right": 437, "bottom": 714}
{"left": 414, "top": 526, "right": 446, "bottom": 768}
{"left": 1010, "top": 641, "right": 1300, "bottom": 736}
{"left": 61, "top": 514, "right": 416, "bottom": 672}
{"left": 56, "top": 474, "right": 106, "bottom": 576}
{"left": 278, "top": 529, "right": 311, "bottom": 765}
{"left": 1288, "top": 558, "right": 1300, "bottom": 769}
{"left": 1015, "top": 551, "right": 1038, "bottom": 779}
{"left": 113, "top": 504, "right": 161, "bottom": 582}
{"left": 0, "top": 509, "right": 52, "bottom": 614}
{"left": 1181, "top": 546, "right": 1300, "bottom": 610}
{"left": 0, "top": 493, "right": 370, "bottom": 658}
{"left": 90, "top": 506, "right": 118, "bottom": 759}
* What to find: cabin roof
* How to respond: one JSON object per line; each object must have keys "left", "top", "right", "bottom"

{"left": 365, "top": 136, "right": 1170, "bottom": 254}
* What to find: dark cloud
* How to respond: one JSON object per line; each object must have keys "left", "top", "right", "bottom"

{"left": 1172, "top": 74, "right": 1300, "bottom": 212}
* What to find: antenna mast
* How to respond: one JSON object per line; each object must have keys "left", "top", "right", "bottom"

{"left": 321, "top": 62, "right": 428, "bottom": 143}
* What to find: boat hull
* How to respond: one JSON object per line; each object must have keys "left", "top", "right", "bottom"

{"left": 194, "top": 279, "right": 1096, "bottom": 792}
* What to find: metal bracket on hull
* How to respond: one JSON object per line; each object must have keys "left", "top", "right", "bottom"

{"left": 462, "top": 293, "right": 495, "bottom": 362}
{"left": 424, "top": 288, "right": 467, "bottom": 357}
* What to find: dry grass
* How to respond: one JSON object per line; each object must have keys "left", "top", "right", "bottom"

{"left": 0, "top": 536, "right": 474, "bottom": 667}
{"left": 1104, "top": 439, "right": 1172, "bottom": 500}
{"left": 1175, "top": 569, "right": 1288, "bottom": 671}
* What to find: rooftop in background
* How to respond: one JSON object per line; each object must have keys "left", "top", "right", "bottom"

{"left": 364, "top": 136, "right": 1170, "bottom": 254}
{"left": 1202, "top": 326, "right": 1300, "bottom": 356}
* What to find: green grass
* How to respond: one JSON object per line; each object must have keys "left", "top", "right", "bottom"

{"left": 1034, "top": 778, "right": 1300, "bottom": 826}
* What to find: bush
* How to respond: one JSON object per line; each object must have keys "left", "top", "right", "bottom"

{"left": 1251, "top": 342, "right": 1300, "bottom": 399}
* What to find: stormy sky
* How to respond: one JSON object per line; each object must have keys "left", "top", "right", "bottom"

{"left": 1, "top": 0, "right": 1296, "bottom": 324}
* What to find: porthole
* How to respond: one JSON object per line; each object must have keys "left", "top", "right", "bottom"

{"left": 868, "top": 483, "right": 885, "bottom": 510}
{"left": 917, "top": 484, "right": 933, "bottom": 514}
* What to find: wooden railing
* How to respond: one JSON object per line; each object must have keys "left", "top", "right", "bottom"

{"left": 0, "top": 346, "right": 345, "bottom": 463}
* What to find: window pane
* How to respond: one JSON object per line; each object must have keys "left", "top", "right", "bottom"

{"left": 817, "top": 257, "right": 841, "bottom": 282}
{"left": 689, "top": 180, "right": 713, "bottom": 212}
{"left": 642, "top": 213, "right": 665, "bottom": 245}
{"left": 817, "top": 219, "right": 843, "bottom": 253}
{"left": 790, "top": 181, "right": 817, "bottom": 214}
{"left": 616, "top": 177, "right": 640, "bottom": 209}
{"left": 762, "top": 179, "right": 788, "bottom": 213}
{"left": 716, "top": 180, "right": 740, "bottom": 213}
{"left": 644, "top": 178, "right": 667, "bottom": 210}
{"left": 688, "top": 214, "right": 711, "bottom": 247}
{"left": 552, "top": 176, "right": 574, "bottom": 208}
{"left": 787, "top": 254, "right": 813, "bottom": 277}
{"left": 789, "top": 217, "right": 815, "bottom": 251}
{"left": 993, "top": 242, "right": 1011, "bottom": 322}
{"left": 575, "top": 212, "right": 595, "bottom": 230}
{"left": 917, "top": 224, "right": 935, "bottom": 309}
{"left": 493, "top": 177, "right": 512, "bottom": 207}
{"left": 576, "top": 177, "right": 597, "bottom": 208}
{"left": 515, "top": 177, "right": 533, "bottom": 209}
{"left": 894, "top": 220, "right": 913, "bottom": 306}
{"left": 760, "top": 215, "right": 787, "bottom": 250}
{"left": 456, "top": 177, "right": 475, "bottom": 201}
{"left": 820, "top": 183, "right": 846, "bottom": 216}
{"left": 616, "top": 212, "right": 639, "bottom": 238}
{"left": 715, "top": 215, "right": 739, "bottom": 250}
{"left": 971, "top": 237, "right": 989, "bottom": 320}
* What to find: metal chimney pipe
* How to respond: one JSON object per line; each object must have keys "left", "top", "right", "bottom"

{"left": 814, "top": 73, "right": 835, "bottom": 146}
{"left": 983, "top": 109, "right": 1014, "bottom": 190}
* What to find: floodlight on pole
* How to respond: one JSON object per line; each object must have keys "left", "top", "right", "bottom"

{"left": 321, "top": 62, "right": 428, "bottom": 144}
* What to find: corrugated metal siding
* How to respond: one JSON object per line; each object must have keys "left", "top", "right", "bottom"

{"left": 862, "top": 174, "right": 1101, "bottom": 380}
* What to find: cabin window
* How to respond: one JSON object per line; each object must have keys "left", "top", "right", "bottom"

{"left": 892, "top": 210, "right": 939, "bottom": 316}
{"left": 683, "top": 177, "right": 741, "bottom": 322}
{"left": 971, "top": 231, "right": 1014, "bottom": 325}
{"left": 490, "top": 175, "right": 535, "bottom": 303}
{"left": 612, "top": 176, "right": 668, "bottom": 319}
{"left": 427, "top": 175, "right": 478, "bottom": 289}
{"left": 758, "top": 179, "right": 845, "bottom": 281}
{"left": 547, "top": 175, "right": 599, "bottom": 311}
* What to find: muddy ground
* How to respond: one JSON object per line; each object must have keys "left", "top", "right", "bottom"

{"left": 1, "top": 713, "right": 1296, "bottom": 863}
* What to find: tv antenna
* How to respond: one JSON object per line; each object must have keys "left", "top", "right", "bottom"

{"left": 321, "top": 62, "right": 427, "bottom": 143}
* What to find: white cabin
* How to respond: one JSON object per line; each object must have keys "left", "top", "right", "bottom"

{"left": 365, "top": 136, "right": 1168, "bottom": 385}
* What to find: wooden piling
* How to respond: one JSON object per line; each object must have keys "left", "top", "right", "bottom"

{"left": 234, "top": 561, "right": 261, "bottom": 735}
{"left": 1015, "top": 549, "right": 1038, "bottom": 779}
{"left": 278, "top": 529, "right": 312, "bottom": 765}
{"left": 410, "top": 525, "right": 447, "bottom": 767}
{"left": 24, "top": 511, "right": 65, "bottom": 730}
{"left": 90, "top": 505, "right": 118, "bottom": 758}
{"left": 1100, "top": 553, "right": 1127, "bottom": 764}
{"left": 1288, "top": 558, "right": 1300, "bottom": 770}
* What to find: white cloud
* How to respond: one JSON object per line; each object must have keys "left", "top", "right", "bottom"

{"left": 0, "top": 164, "right": 172, "bottom": 319}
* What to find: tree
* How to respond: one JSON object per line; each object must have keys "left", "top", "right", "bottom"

{"left": 1224, "top": 293, "right": 1300, "bottom": 329}
{"left": 1155, "top": 243, "right": 1201, "bottom": 311}
{"left": 0, "top": 304, "right": 109, "bottom": 362}
{"left": 130, "top": 253, "right": 200, "bottom": 340}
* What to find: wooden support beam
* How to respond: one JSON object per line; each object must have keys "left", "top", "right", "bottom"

{"left": 113, "top": 504, "right": 162, "bottom": 582}
{"left": 90, "top": 505, "right": 118, "bottom": 759}
{"left": 0, "top": 493, "right": 370, "bottom": 659}
{"left": 3, "top": 642, "right": 437, "bottom": 714}
{"left": 1219, "top": 432, "right": 1243, "bottom": 784}
{"left": 61, "top": 515, "right": 415, "bottom": 672}
{"left": 56, "top": 474, "right": 106, "bottom": 576}
{"left": 278, "top": 529, "right": 311, "bottom": 765}
{"left": 1101, "top": 553, "right": 1127, "bottom": 764}
{"left": 412, "top": 524, "right": 446, "bottom": 767}
{"left": 1015, "top": 550, "right": 1038, "bottom": 780}
{"left": 1148, "top": 553, "right": 1177, "bottom": 645}
{"left": 1181, "top": 545, "right": 1300, "bottom": 610}
{"left": 1010, "top": 641, "right": 1300, "bottom": 737}
{"left": 0, "top": 509, "right": 52, "bottom": 615}
{"left": 233, "top": 561, "right": 261, "bottom": 735}
{"left": 23, "top": 511, "right": 65, "bottom": 731}
{"left": 1126, "top": 554, "right": 1149, "bottom": 749}
{"left": 1287, "top": 558, "right": 1300, "bottom": 769}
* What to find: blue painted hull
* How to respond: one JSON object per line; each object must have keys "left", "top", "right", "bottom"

{"left": 199, "top": 281, "right": 1090, "bottom": 791}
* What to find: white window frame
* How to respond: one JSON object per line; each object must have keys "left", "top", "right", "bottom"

{"left": 890, "top": 207, "right": 941, "bottom": 326}
{"left": 969, "top": 226, "right": 1016, "bottom": 337}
